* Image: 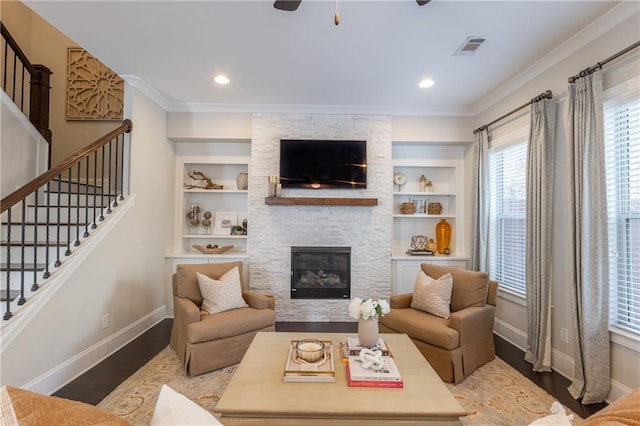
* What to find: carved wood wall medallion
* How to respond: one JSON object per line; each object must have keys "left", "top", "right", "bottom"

{"left": 66, "top": 48, "right": 124, "bottom": 120}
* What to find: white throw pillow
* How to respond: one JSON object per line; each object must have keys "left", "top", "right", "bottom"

{"left": 151, "top": 384, "right": 223, "bottom": 426}
{"left": 197, "top": 267, "right": 248, "bottom": 314}
{"left": 410, "top": 271, "right": 453, "bottom": 319}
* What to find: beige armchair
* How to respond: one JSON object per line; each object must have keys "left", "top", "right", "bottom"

{"left": 380, "top": 263, "right": 497, "bottom": 384}
{"left": 170, "top": 262, "right": 276, "bottom": 376}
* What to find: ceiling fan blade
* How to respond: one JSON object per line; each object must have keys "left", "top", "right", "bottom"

{"left": 416, "top": 0, "right": 431, "bottom": 5}
{"left": 274, "top": 1, "right": 302, "bottom": 11}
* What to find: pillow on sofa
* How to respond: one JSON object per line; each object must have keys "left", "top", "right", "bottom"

{"left": 151, "top": 385, "right": 222, "bottom": 426}
{"left": 410, "top": 271, "right": 453, "bottom": 319}
{"left": 197, "top": 267, "right": 248, "bottom": 314}
{"left": 421, "top": 264, "right": 489, "bottom": 312}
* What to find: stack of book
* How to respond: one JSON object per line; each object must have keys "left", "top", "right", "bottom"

{"left": 346, "top": 355, "right": 403, "bottom": 388}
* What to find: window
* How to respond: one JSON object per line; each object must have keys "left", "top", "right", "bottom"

{"left": 604, "top": 92, "right": 640, "bottom": 334}
{"left": 489, "top": 141, "right": 528, "bottom": 294}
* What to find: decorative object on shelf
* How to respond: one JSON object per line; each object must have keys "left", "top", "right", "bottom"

{"left": 213, "top": 211, "right": 237, "bottom": 235}
{"left": 426, "top": 180, "right": 433, "bottom": 192}
{"left": 428, "top": 202, "right": 442, "bottom": 215}
{"left": 268, "top": 175, "right": 278, "bottom": 197}
{"left": 410, "top": 235, "right": 428, "bottom": 251}
{"left": 191, "top": 244, "right": 234, "bottom": 254}
{"left": 236, "top": 172, "right": 248, "bottom": 190}
{"left": 427, "top": 238, "right": 438, "bottom": 253}
{"left": 242, "top": 219, "right": 248, "bottom": 235}
{"left": 184, "top": 171, "right": 224, "bottom": 190}
{"left": 418, "top": 199, "right": 427, "bottom": 214}
{"left": 436, "top": 218, "right": 451, "bottom": 254}
{"left": 348, "top": 297, "right": 390, "bottom": 348}
{"left": 419, "top": 175, "right": 428, "bottom": 192}
{"left": 393, "top": 172, "right": 407, "bottom": 191}
{"left": 201, "top": 211, "right": 212, "bottom": 234}
{"left": 230, "top": 225, "right": 244, "bottom": 235}
{"left": 400, "top": 202, "right": 416, "bottom": 214}
{"left": 276, "top": 183, "right": 282, "bottom": 197}
{"left": 186, "top": 204, "right": 201, "bottom": 233}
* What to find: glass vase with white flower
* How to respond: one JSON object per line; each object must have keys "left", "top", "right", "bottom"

{"left": 348, "top": 297, "right": 390, "bottom": 348}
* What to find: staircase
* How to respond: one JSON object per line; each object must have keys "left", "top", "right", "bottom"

{"left": 1, "top": 182, "right": 114, "bottom": 317}
{"left": 1, "top": 120, "right": 133, "bottom": 324}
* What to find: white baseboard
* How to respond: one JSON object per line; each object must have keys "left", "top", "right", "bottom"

{"left": 494, "top": 319, "right": 635, "bottom": 403}
{"left": 24, "top": 306, "right": 167, "bottom": 395}
{"left": 550, "top": 348, "right": 574, "bottom": 380}
{"left": 608, "top": 379, "right": 634, "bottom": 403}
{"left": 494, "top": 318, "right": 527, "bottom": 351}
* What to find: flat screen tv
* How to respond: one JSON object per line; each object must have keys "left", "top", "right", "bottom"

{"left": 279, "top": 139, "right": 367, "bottom": 189}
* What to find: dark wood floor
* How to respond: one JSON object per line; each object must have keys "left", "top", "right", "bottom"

{"left": 54, "top": 319, "right": 606, "bottom": 418}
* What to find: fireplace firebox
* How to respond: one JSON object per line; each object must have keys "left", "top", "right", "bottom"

{"left": 291, "top": 247, "right": 351, "bottom": 299}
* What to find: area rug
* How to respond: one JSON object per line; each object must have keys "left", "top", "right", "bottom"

{"left": 98, "top": 346, "right": 582, "bottom": 425}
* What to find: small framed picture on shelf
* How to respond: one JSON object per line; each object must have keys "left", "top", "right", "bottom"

{"left": 213, "top": 212, "right": 237, "bottom": 235}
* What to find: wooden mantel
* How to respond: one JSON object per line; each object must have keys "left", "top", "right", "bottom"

{"left": 264, "top": 196, "right": 378, "bottom": 206}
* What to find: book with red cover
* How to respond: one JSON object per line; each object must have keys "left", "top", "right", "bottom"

{"left": 346, "top": 363, "right": 404, "bottom": 388}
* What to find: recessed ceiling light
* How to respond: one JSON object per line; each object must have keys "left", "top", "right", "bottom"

{"left": 214, "top": 75, "right": 230, "bottom": 85}
{"left": 419, "top": 79, "right": 434, "bottom": 89}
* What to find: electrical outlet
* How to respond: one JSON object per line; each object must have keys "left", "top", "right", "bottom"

{"left": 560, "top": 327, "right": 569, "bottom": 343}
{"left": 102, "top": 314, "right": 110, "bottom": 329}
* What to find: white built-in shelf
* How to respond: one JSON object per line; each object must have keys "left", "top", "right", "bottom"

{"left": 183, "top": 189, "right": 248, "bottom": 194}
{"left": 182, "top": 234, "right": 248, "bottom": 239}
{"left": 393, "top": 214, "right": 457, "bottom": 219}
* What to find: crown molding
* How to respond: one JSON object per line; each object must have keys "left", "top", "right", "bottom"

{"left": 166, "top": 102, "right": 474, "bottom": 117}
{"left": 471, "top": 1, "right": 639, "bottom": 116}
{"left": 121, "top": 75, "right": 169, "bottom": 111}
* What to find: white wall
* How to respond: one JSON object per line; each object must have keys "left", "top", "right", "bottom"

{"left": 474, "top": 4, "right": 640, "bottom": 401}
{"left": 0, "top": 83, "right": 175, "bottom": 394}
{"left": 1, "top": 91, "right": 48, "bottom": 198}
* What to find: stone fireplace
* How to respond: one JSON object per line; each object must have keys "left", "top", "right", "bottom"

{"left": 248, "top": 113, "right": 393, "bottom": 321}
{"left": 290, "top": 247, "right": 351, "bottom": 299}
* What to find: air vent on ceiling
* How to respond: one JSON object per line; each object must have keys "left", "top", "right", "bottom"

{"left": 454, "top": 36, "right": 486, "bottom": 56}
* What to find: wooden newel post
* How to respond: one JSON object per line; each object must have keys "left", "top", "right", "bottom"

{"left": 30, "top": 64, "right": 53, "bottom": 165}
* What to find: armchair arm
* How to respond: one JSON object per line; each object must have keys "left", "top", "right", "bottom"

{"left": 389, "top": 293, "right": 413, "bottom": 309}
{"left": 243, "top": 290, "right": 275, "bottom": 310}
{"left": 173, "top": 296, "right": 200, "bottom": 326}
{"left": 449, "top": 305, "right": 495, "bottom": 346}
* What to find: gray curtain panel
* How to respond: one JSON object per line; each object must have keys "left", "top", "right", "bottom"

{"left": 566, "top": 69, "right": 611, "bottom": 404}
{"left": 524, "top": 97, "right": 557, "bottom": 372}
{"left": 470, "top": 129, "right": 490, "bottom": 272}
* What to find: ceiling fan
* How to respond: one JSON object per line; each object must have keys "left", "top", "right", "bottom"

{"left": 274, "top": 0, "right": 431, "bottom": 12}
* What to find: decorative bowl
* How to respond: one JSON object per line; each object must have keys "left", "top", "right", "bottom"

{"left": 295, "top": 339, "right": 325, "bottom": 363}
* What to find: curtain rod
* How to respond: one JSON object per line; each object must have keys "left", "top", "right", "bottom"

{"left": 568, "top": 40, "right": 640, "bottom": 83}
{"left": 473, "top": 90, "right": 552, "bottom": 134}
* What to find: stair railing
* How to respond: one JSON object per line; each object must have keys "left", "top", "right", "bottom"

{"left": 1, "top": 119, "right": 132, "bottom": 320}
{"left": 1, "top": 21, "right": 52, "bottom": 162}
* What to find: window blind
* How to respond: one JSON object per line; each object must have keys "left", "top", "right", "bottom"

{"left": 489, "top": 141, "right": 528, "bottom": 294}
{"left": 604, "top": 94, "right": 640, "bottom": 334}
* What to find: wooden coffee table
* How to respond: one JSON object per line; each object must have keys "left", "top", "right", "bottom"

{"left": 215, "top": 332, "right": 465, "bottom": 425}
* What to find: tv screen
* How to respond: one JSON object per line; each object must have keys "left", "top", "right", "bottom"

{"left": 279, "top": 139, "right": 367, "bottom": 189}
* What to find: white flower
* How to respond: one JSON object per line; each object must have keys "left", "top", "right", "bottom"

{"left": 360, "top": 299, "right": 375, "bottom": 320}
{"left": 377, "top": 299, "right": 390, "bottom": 315}
{"left": 348, "top": 297, "right": 390, "bottom": 320}
{"left": 348, "top": 297, "right": 364, "bottom": 320}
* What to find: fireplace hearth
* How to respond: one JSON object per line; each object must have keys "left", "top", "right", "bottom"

{"left": 291, "top": 247, "right": 351, "bottom": 299}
